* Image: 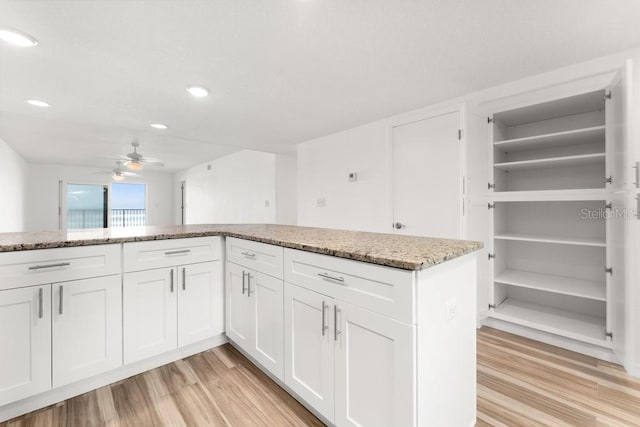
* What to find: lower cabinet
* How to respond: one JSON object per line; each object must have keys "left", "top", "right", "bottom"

{"left": 284, "top": 282, "right": 415, "bottom": 426}
{"left": 0, "top": 286, "right": 52, "bottom": 406}
{"left": 225, "top": 261, "right": 284, "bottom": 380}
{"left": 124, "top": 261, "right": 223, "bottom": 364}
{"left": 52, "top": 275, "right": 122, "bottom": 388}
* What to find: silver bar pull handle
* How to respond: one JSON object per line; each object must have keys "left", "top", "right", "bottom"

{"left": 170, "top": 269, "right": 174, "bottom": 293}
{"left": 241, "top": 251, "right": 256, "bottom": 258}
{"left": 247, "top": 273, "right": 252, "bottom": 297}
{"left": 242, "top": 270, "right": 247, "bottom": 294}
{"left": 59, "top": 285, "right": 64, "bottom": 315}
{"left": 321, "top": 301, "right": 328, "bottom": 336}
{"left": 38, "top": 288, "right": 43, "bottom": 319}
{"left": 165, "top": 249, "right": 191, "bottom": 256}
{"left": 182, "top": 267, "right": 186, "bottom": 291}
{"left": 29, "top": 262, "right": 70, "bottom": 271}
{"left": 634, "top": 162, "right": 639, "bottom": 189}
{"left": 318, "top": 272, "right": 345, "bottom": 283}
{"left": 334, "top": 305, "right": 341, "bottom": 341}
{"left": 636, "top": 195, "right": 639, "bottom": 220}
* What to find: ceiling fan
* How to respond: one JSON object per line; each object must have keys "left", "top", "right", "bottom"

{"left": 97, "top": 161, "right": 142, "bottom": 181}
{"left": 114, "top": 141, "right": 165, "bottom": 171}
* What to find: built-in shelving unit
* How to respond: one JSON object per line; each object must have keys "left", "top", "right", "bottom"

{"left": 488, "top": 89, "right": 613, "bottom": 348}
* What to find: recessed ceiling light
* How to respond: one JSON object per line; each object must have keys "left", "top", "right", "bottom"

{"left": 150, "top": 123, "right": 168, "bottom": 129}
{"left": 0, "top": 28, "right": 38, "bottom": 47}
{"left": 25, "top": 99, "right": 50, "bottom": 107}
{"left": 186, "top": 85, "right": 209, "bottom": 98}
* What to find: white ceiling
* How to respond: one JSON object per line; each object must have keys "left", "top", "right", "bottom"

{"left": 1, "top": 0, "right": 639, "bottom": 172}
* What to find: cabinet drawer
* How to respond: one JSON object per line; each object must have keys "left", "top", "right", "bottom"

{"left": 123, "top": 237, "right": 221, "bottom": 272}
{"left": 0, "top": 245, "right": 121, "bottom": 291}
{"left": 284, "top": 249, "right": 415, "bottom": 324}
{"left": 226, "top": 237, "right": 283, "bottom": 279}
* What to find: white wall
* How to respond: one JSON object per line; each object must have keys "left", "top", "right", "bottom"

{"left": 175, "top": 150, "right": 279, "bottom": 225}
{"left": 275, "top": 153, "right": 298, "bottom": 225}
{"left": 0, "top": 137, "right": 28, "bottom": 232}
{"left": 25, "top": 164, "right": 174, "bottom": 232}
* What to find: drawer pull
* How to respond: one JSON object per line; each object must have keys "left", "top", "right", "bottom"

{"left": 29, "top": 262, "right": 71, "bottom": 271}
{"left": 334, "top": 305, "right": 341, "bottom": 341}
{"left": 59, "top": 285, "right": 64, "bottom": 315}
{"left": 38, "top": 288, "right": 44, "bottom": 319}
{"left": 241, "top": 251, "right": 256, "bottom": 258}
{"left": 321, "top": 301, "right": 328, "bottom": 336}
{"left": 165, "top": 249, "right": 191, "bottom": 256}
{"left": 318, "top": 272, "right": 345, "bottom": 283}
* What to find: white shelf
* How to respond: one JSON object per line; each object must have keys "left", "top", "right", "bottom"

{"left": 494, "top": 126, "right": 605, "bottom": 152}
{"left": 491, "top": 188, "right": 608, "bottom": 202}
{"left": 491, "top": 298, "right": 609, "bottom": 347}
{"left": 494, "top": 232, "right": 606, "bottom": 247}
{"left": 494, "top": 153, "right": 605, "bottom": 172}
{"left": 494, "top": 269, "right": 605, "bottom": 301}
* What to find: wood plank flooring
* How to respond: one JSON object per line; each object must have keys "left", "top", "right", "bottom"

{"left": 4, "top": 327, "right": 640, "bottom": 426}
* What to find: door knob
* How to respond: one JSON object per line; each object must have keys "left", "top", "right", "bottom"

{"left": 394, "top": 222, "right": 405, "bottom": 229}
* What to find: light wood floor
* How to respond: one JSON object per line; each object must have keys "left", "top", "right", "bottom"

{"left": 4, "top": 327, "right": 640, "bottom": 426}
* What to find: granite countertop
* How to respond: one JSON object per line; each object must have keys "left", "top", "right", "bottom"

{"left": 0, "top": 224, "right": 483, "bottom": 271}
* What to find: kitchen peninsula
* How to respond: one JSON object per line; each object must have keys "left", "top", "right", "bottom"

{"left": 0, "top": 225, "right": 481, "bottom": 426}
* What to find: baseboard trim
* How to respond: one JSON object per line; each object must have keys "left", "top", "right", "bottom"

{"left": 0, "top": 334, "right": 228, "bottom": 423}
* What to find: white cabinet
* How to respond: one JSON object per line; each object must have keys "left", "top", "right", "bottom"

{"left": 123, "top": 261, "right": 223, "bottom": 364}
{"left": 225, "top": 261, "right": 284, "bottom": 380}
{"left": 123, "top": 268, "right": 178, "bottom": 363}
{"left": 52, "top": 275, "right": 122, "bottom": 387}
{"left": 334, "top": 301, "right": 415, "bottom": 427}
{"left": 284, "top": 284, "right": 335, "bottom": 422}
{"left": 0, "top": 286, "right": 51, "bottom": 406}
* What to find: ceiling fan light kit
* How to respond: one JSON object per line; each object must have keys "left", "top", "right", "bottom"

{"left": 125, "top": 160, "right": 144, "bottom": 171}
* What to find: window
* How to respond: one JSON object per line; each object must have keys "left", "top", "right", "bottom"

{"left": 66, "top": 184, "right": 108, "bottom": 229}
{"left": 111, "top": 183, "right": 146, "bottom": 227}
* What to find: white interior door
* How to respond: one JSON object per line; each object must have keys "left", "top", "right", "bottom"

{"left": 392, "top": 111, "right": 462, "bottom": 238}
{"left": 53, "top": 275, "right": 122, "bottom": 387}
{"left": 0, "top": 285, "right": 51, "bottom": 405}
{"left": 123, "top": 267, "right": 178, "bottom": 364}
{"left": 225, "top": 262, "right": 253, "bottom": 350}
{"left": 249, "top": 269, "right": 284, "bottom": 380}
{"left": 178, "top": 261, "right": 223, "bottom": 346}
{"left": 284, "top": 283, "right": 335, "bottom": 423}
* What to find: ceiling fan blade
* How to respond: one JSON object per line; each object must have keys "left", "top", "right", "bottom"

{"left": 121, "top": 171, "right": 142, "bottom": 177}
{"left": 140, "top": 159, "right": 165, "bottom": 166}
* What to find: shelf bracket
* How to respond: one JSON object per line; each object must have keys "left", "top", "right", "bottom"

{"left": 488, "top": 183, "right": 496, "bottom": 190}
{"left": 488, "top": 253, "right": 496, "bottom": 260}
{"left": 604, "top": 176, "right": 613, "bottom": 184}
{"left": 604, "top": 91, "right": 612, "bottom": 101}
{"left": 487, "top": 117, "right": 495, "bottom": 124}
{"left": 605, "top": 267, "right": 613, "bottom": 275}
{"left": 605, "top": 331, "right": 613, "bottom": 340}
{"left": 488, "top": 203, "right": 495, "bottom": 210}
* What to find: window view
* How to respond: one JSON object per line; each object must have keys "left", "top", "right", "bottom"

{"left": 66, "top": 184, "right": 107, "bottom": 229}
{"left": 111, "top": 183, "right": 146, "bottom": 227}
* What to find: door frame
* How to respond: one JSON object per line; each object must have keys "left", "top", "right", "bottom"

{"left": 386, "top": 103, "right": 467, "bottom": 238}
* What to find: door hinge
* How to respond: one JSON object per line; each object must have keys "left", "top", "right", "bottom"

{"left": 488, "top": 203, "right": 495, "bottom": 210}
{"left": 488, "top": 253, "right": 496, "bottom": 260}
{"left": 605, "top": 331, "right": 613, "bottom": 339}
{"left": 458, "top": 129, "right": 462, "bottom": 140}
{"left": 604, "top": 91, "right": 612, "bottom": 101}
{"left": 488, "top": 182, "right": 496, "bottom": 190}
{"left": 605, "top": 176, "right": 613, "bottom": 184}
{"left": 605, "top": 267, "right": 613, "bottom": 275}
{"left": 487, "top": 117, "right": 495, "bottom": 124}
{"left": 488, "top": 304, "right": 496, "bottom": 310}
{"left": 605, "top": 203, "right": 612, "bottom": 210}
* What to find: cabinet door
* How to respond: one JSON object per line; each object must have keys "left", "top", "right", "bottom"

{"left": 248, "top": 270, "right": 284, "bottom": 380}
{"left": 284, "top": 283, "right": 334, "bottom": 423}
{"left": 335, "top": 301, "right": 416, "bottom": 427}
{"left": 225, "top": 262, "right": 253, "bottom": 351}
{"left": 123, "top": 267, "right": 178, "bottom": 363}
{"left": 178, "top": 261, "right": 223, "bottom": 346}
{"left": 53, "top": 275, "right": 122, "bottom": 387}
{"left": 0, "top": 286, "right": 51, "bottom": 405}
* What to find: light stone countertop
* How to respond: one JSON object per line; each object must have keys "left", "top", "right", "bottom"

{"left": 0, "top": 224, "right": 483, "bottom": 271}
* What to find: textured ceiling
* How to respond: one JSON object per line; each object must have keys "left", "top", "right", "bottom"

{"left": 1, "top": 0, "right": 640, "bottom": 171}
